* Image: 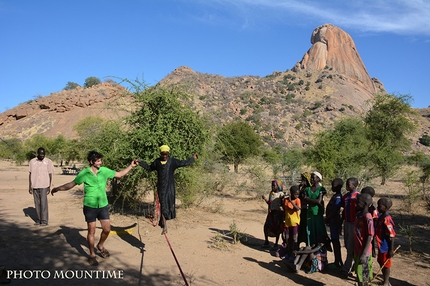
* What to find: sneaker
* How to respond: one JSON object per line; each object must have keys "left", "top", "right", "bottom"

{"left": 40, "top": 223, "right": 48, "bottom": 226}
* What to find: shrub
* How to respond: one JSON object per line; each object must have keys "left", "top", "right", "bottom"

{"left": 64, "top": 81, "right": 80, "bottom": 90}
{"left": 303, "top": 110, "right": 312, "bottom": 117}
{"left": 419, "top": 135, "right": 430, "bottom": 146}
{"left": 315, "top": 78, "right": 322, "bottom": 83}
{"left": 84, "top": 76, "right": 101, "bottom": 88}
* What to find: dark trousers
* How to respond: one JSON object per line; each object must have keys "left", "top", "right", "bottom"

{"left": 33, "top": 188, "right": 49, "bottom": 224}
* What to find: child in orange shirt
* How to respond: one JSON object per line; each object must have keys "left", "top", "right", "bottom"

{"left": 283, "top": 185, "right": 301, "bottom": 255}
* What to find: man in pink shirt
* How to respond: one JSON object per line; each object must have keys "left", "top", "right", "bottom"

{"left": 29, "top": 147, "right": 54, "bottom": 226}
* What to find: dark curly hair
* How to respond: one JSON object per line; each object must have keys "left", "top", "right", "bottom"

{"left": 87, "top": 150, "right": 103, "bottom": 165}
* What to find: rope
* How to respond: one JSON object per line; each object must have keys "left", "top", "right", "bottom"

{"left": 149, "top": 193, "right": 160, "bottom": 227}
{"left": 149, "top": 194, "right": 188, "bottom": 285}
{"left": 164, "top": 233, "right": 189, "bottom": 286}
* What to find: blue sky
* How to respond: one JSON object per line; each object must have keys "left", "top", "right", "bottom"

{"left": 1, "top": 0, "right": 429, "bottom": 112}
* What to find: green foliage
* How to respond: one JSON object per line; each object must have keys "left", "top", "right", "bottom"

{"left": 364, "top": 93, "right": 416, "bottom": 184}
{"left": 399, "top": 225, "right": 415, "bottom": 253}
{"left": 285, "top": 93, "right": 296, "bottom": 103}
{"left": 419, "top": 135, "right": 430, "bottom": 146}
{"left": 310, "top": 102, "right": 322, "bottom": 110}
{"left": 228, "top": 220, "right": 242, "bottom": 244}
{"left": 84, "top": 76, "right": 101, "bottom": 88}
{"left": 287, "top": 84, "right": 296, "bottom": 91}
{"left": 304, "top": 117, "right": 370, "bottom": 182}
{"left": 215, "top": 120, "right": 263, "bottom": 173}
{"left": 403, "top": 170, "right": 421, "bottom": 213}
{"left": 281, "top": 147, "right": 305, "bottom": 184}
{"left": 0, "top": 138, "right": 26, "bottom": 164}
{"left": 63, "top": 81, "right": 80, "bottom": 90}
{"left": 315, "top": 78, "right": 322, "bottom": 83}
{"left": 303, "top": 110, "right": 312, "bottom": 117}
{"left": 365, "top": 94, "right": 415, "bottom": 150}
{"left": 115, "top": 85, "right": 209, "bottom": 206}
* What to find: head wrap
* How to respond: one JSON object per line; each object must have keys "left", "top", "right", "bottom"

{"left": 301, "top": 172, "right": 311, "bottom": 185}
{"left": 159, "top": 145, "right": 170, "bottom": 153}
{"left": 312, "top": 171, "right": 323, "bottom": 181}
{"left": 272, "top": 180, "right": 283, "bottom": 192}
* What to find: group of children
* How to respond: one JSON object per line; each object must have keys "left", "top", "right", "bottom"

{"left": 262, "top": 174, "right": 396, "bottom": 286}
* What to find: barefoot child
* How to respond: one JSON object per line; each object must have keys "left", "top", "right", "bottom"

{"left": 354, "top": 193, "right": 374, "bottom": 286}
{"left": 283, "top": 185, "right": 301, "bottom": 255}
{"left": 325, "top": 178, "right": 343, "bottom": 268}
{"left": 375, "top": 197, "right": 396, "bottom": 286}
{"left": 342, "top": 177, "right": 359, "bottom": 275}
{"left": 262, "top": 180, "right": 284, "bottom": 250}
{"left": 361, "top": 186, "right": 378, "bottom": 258}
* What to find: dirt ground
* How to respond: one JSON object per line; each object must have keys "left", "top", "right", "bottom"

{"left": 0, "top": 160, "right": 429, "bottom": 286}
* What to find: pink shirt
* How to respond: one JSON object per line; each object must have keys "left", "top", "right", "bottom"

{"left": 29, "top": 158, "right": 54, "bottom": 188}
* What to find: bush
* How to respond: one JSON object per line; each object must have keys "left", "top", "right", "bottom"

{"left": 84, "top": 76, "right": 101, "bottom": 88}
{"left": 63, "top": 81, "right": 80, "bottom": 90}
{"left": 419, "top": 135, "right": 430, "bottom": 146}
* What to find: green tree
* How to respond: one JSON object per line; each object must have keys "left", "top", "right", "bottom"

{"left": 73, "top": 116, "right": 125, "bottom": 164}
{"left": 305, "top": 117, "right": 370, "bottom": 182}
{"left": 364, "top": 93, "right": 416, "bottom": 184}
{"left": 24, "top": 134, "right": 52, "bottom": 158}
{"left": 281, "top": 147, "right": 305, "bottom": 184}
{"left": 109, "top": 84, "right": 209, "bottom": 208}
{"left": 63, "top": 81, "right": 80, "bottom": 90}
{"left": 84, "top": 76, "right": 101, "bottom": 88}
{"left": 215, "top": 120, "right": 263, "bottom": 173}
{"left": 0, "top": 137, "right": 26, "bottom": 164}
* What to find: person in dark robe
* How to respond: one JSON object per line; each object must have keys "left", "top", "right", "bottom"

{"left": 138, "top": 145, "right": 198, "bottom": 234}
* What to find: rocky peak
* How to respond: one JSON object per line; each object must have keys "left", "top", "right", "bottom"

{"left": 292, "top": 23, "right": 377, "bottom": 94}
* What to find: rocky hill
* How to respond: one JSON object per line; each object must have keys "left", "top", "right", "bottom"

{"left": 1, "top": 23, "right": 429, "bottom": 153}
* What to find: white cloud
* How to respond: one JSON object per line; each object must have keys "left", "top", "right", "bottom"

{"left": 198, "top": 0, "right": 430, "bottom": 36}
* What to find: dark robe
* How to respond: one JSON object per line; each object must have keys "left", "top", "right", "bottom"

{"left": 139, "top": 156, "right": 195, "bottom": 224}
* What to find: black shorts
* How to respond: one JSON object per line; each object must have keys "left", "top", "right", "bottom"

{"left": 83, "top": 205, "right": 110, "bottom": 223}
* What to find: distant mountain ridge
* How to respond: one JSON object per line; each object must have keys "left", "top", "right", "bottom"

{"left": 1, "top": 24, "right": 429, "bottom": 153}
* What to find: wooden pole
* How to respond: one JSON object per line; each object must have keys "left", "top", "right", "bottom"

{"left": 370, "top": 245, "right": 401, "bottom": 283}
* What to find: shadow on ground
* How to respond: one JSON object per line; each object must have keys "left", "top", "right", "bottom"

{"left": 0, "top": 209, "right": 180, "bottom": 286}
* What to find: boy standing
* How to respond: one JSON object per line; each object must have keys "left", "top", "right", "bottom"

{"left": 354, "top": 193, "right": 374, "bottom": 286}
{"left": 325, "top": 178, "right": 343, "bottom": 268}
{"left": 342, "top": 177, "right": 359, "bottom": 275}
{"left": 375, "top": 197, "right": 396, "bottom": 286}
{"left": 283, "top": 185, "right": 301, "bottom": 254}
{"left": 361, "top": 186, "right": 378, "bottom": 258}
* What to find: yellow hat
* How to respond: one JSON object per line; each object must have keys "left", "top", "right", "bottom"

{"left": 159, "top": 145, "right": 170, "bottom": 153}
